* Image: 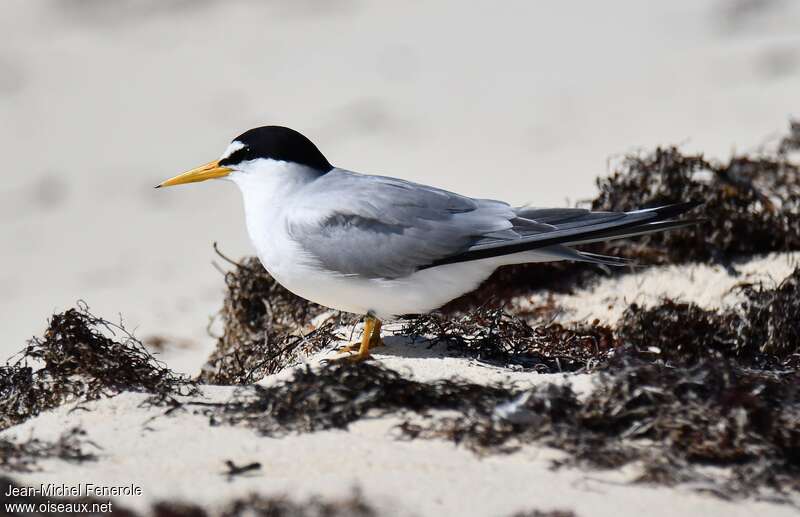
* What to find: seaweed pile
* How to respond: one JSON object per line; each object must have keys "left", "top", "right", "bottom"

{"left": 586, "top": 123, "right": 800, "bottom": 263}
{"left": 0, "top": 304, "right": 197, "bottom": 430}
{"left": 197, "top": 254, "right": 798, "bottom": 381}
{"left": 738, "top": 266, "right": 800, "bottom": 357}
{"left": 0, "top": 427, "right": 97, "bottom": 473}
{"left": 779, "top": 119, "right": 800, "bottom": 154}
{"left": 200, "top": 362, "right": 515, "bottom": 436}
{"left": 407, "top": 358, "right": 800, "bottom": 498}
{"left": 198, "top": 253, "right": 350, "bottom": 385}
{"left": 192, "top": 355, "right": 798, "bottom": 499}
{"left": 617, "top": 267, "right": 800, "bottom": 369}
{"left": 592, "top": 357, "right": 799, "bottom": 493}
{"left": 615, "top": 300, "right": 741, "bottom": 365}
{"left": 443, "top": 120, "right": 800, "bottom": 309}
{"left": 403, "top": 310, "right": 615, "bottom": 372}
{"left": 203, "top": 257, "right": 799, "bottom": 378}
{"left": 408, "top": 267, "right": 800, "bottom": 372}
{"left": 591, "top": 146, "right": 799, "bottom": 264}
{"left": 155, "top": 492, "right": 377, "bottom": 517}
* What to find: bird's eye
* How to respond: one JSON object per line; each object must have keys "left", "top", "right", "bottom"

{"left": 219, "top": 146, "right": 251, "bottom": 167}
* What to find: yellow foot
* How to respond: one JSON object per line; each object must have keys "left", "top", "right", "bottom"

{"left": 330, "top": 351, "right": 373, "bottom": 363}
{"left": 337, "top": 335, "right": 384, "bottom": 353}
{"left": 331, "top": 315, "right": 382, "bottom": 362}
{"left": 336, "top": 342, "right": 359, "bottom": 354}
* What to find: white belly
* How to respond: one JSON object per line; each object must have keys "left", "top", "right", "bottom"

{"left": 254, "top": 231, "right": 551, "bottom": 319}
{"left": 261, "top": 254, "right": 498, "bottom": 319}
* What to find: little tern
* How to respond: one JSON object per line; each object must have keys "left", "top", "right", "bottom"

{"left": 157, "top": 126, "right": 700, "bottom": 362}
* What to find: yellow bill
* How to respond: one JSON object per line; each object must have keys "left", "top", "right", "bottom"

{"left": 155, "top": 160, "right": 232, "bottom": 188}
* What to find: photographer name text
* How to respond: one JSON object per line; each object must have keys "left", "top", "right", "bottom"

{"left": 5, "top": 483, "right": 142, "bottom": 498}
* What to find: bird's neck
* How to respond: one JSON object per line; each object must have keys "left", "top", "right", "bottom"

{"left": 233, "top": 162, "right": 322, "bottom": 205}
{"left": 232, "top": 162, "right": 324, "bottom": 251}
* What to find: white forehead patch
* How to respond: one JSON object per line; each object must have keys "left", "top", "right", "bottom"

{"left": 220, "top": 140, "right": 245, "bottom": 160}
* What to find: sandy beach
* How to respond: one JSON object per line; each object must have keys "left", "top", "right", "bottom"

{"left": 2, "top": 1, "right": 800, "bottom": 516}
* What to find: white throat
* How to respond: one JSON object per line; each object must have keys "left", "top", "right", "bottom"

{"left": 229, "top": 159, "right": 322, "bottom": 205}
{"left": 228, "top": 159, "right": 324, "bottom": 270}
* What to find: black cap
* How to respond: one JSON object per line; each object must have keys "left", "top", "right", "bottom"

{"left": 219, "top": 126, "right": 333, "bottom": 172}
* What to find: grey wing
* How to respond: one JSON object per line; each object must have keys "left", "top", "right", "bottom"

{"left": 286, "top": 169, "right": 701, "bottom": 278}
{"left": 285, "top": 169, "right": 527, "bottom": 279}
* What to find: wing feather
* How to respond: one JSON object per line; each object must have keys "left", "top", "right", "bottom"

{"left": 285, "top": 169, "right": 700, "bottom": 278}
{"left": 286, "top": 169, "right": 515, "bottom": 279}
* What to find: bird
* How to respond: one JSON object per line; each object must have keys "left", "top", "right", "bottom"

{"left": 157, "top": 126, "right": 700, "bottom": 362}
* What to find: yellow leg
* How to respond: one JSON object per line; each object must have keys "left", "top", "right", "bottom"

{"left": 335, "top": 315, "right": 381, "bottom": 362}
{"left": 369, "top": 319, "right": 384, "bottom": 348}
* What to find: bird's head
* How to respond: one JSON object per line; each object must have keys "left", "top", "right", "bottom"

{"left": 156, "top": 126, "right": 332, "bottom": 188}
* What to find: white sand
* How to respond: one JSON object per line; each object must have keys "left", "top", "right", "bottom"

{"left": 3, "top": 342, "right": 797, "bottom": 517}
{"left": 3, "top": 1, "right": 800, "bottom": 515}
{"left": 517, "top": 252, "right": 800, "bottom": 325}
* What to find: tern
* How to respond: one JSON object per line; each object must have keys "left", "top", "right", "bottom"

{"left": 157, "top": 126, "right": 699, "bottom": 362}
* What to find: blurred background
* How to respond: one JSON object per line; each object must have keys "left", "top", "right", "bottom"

{"left": 2, "top": 0, "right": 799, "bottom": 372}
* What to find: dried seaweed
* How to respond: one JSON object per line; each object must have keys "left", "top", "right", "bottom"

{"left": 0, "top": 303, "right": 197, "bottom": 430}
{"left": 616, "top": 268, "right": 800, "bottom": 369}
{"left": 198, "top": 253, "right": 352, "bottom": 384}
{"left": 580, "top": 357, "right": 800, "bottom": 494}
{"left": 153, "top": 492, "right": 377, "bottom": 517}
{"left": 397, "top": 382, "right": 581, "bottom": 455}
{"left": 410, "top": 267, "right": 800, "bottom": 371}
{"left": 616, "top": 300, "right": 739, "bottom": 363}
{"left": 192, "top": 356, "right": 799, "bottom": 499}
{"left": 404, "top": 358, "right": 800, "bottom": 498}
{"left": 738, "top": 267, "right": 800, "bottom": 358}
{"left": 0, "top": 427, "right": 97, "bottom": 473}
{"left": 212, "top": 491, "right": 376, "bottom": 517}
{"left": 198, "top": 317, "right": 343, "bottom": 385}
{"left": 201, "top": 362, "right": 516, "bottom": 436}
{"left": 591, "top": 147, "right": 800, "bottom": 264}
{"left": 403, "top": 309, "right": 616, "bottom": 372}
{"left": 0, "top": 365, "right": 54, "bottom": 431}
{"left": 778, "top": 119, "right": 800, "bottom": 155}
{"left": 443, "top": 122, "right": 800, "bottom": 310}
{"left": 211, "top": 253, "right": 326, "bottom": 344}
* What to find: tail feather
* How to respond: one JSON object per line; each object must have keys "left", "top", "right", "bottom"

{"left": 563, "top": 218, "right": 705, "bottom": 246}
{"left": 533, "top": 245, "right": 635, "bottom": 267}
{"left": 422, "top": 201, "right": 702, "bottom": 269}
{"left": 576, "top": 251, "right": 635, "bottom": 267}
